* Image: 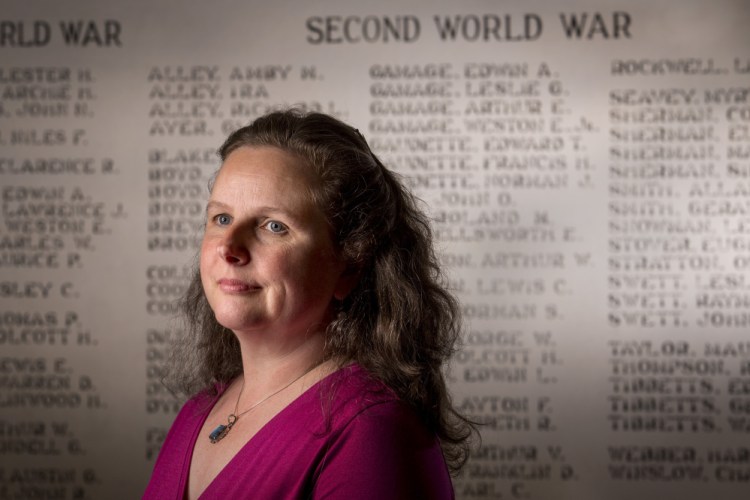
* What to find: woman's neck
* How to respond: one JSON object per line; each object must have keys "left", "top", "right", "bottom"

{"left": 233, "top": 329, "right": 328, "bottom": 402}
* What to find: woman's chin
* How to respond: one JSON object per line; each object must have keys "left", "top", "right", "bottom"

{"left": 213, "top": 311, "right": 267, "bottom": 333}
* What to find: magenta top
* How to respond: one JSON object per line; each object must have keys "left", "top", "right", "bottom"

{"left": 143, "top": 364, "right": 454, "bottom": 499}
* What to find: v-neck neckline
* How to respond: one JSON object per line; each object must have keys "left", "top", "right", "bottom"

{"left": 184, "top": 365, "right": 354, "bottom": 499}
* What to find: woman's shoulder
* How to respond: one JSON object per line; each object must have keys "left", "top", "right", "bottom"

{"left": 321, "top": 363, "right": 434, "bottom": 444}
{"left": 312, "top": 364, "right": 454, "bottom": 498}
{"left": 322, "top": 364, "right": 398, "bottom": 415}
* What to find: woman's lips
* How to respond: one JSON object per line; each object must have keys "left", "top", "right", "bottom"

{"left": 217, "top": 279, "right": 260, "bottom": 293}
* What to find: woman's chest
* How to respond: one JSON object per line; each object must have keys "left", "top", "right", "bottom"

{"left": 186, "top": 397, "right": 300, "bottom": 498}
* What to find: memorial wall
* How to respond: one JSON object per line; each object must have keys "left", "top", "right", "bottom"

{"left": 1, "top": 0, "right": 749, "bottom": 498}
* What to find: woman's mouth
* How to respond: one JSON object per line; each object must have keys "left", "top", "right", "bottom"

{"left": 217, "top": 279, "right": 260, "bottom": 293}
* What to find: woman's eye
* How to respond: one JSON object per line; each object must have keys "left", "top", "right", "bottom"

{"left": 264, "top": 220, "right": 288, "bottom": 233}
{"left": 215, "top": 214, "right": 232, "bottom": 225}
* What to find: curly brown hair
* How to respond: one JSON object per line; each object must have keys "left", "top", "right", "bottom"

{"left": 167, "top": 109, "right": 475, "bottom": 473}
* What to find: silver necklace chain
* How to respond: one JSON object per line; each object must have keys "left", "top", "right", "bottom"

{"left": 208, "top": 360, "right": 323, "bottom": 444}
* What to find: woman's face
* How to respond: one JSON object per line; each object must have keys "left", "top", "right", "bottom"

{"left": 200, "top": 146, "right": 349, "bottom": 342}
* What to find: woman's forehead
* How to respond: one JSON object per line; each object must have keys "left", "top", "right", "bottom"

{"left": 217, "top": 146, "right": 316, "bottom": 193}
{"left": 211, "top": 146, "right": 329, "bottom": 224}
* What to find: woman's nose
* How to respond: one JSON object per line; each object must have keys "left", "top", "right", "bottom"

{"left": 217, "top": 237, "right": 250, "bottom": 265}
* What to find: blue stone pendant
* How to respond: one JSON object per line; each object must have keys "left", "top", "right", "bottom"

{"left": 209, "top": 414, "right": 237, "bottom": 444}
{"left": 209, "top": 424, "right": 228, "bottom": 443}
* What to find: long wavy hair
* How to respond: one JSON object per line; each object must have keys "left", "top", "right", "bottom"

{"left": 167, "top": 109, "right": 474, "bottom": 473}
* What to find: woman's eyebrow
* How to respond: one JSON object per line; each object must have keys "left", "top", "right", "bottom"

{"left": 205, "top": 200, "right": 303, "bottom": 221}
{"left": 206, "top": 200, "right": 229, "bottom": 210}
{"left": 205, "top": 200, "right": 231, "bottom": 215}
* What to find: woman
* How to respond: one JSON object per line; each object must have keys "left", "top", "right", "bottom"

{"left": 144, "top": 110, "right": 474, "bottom": 499}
